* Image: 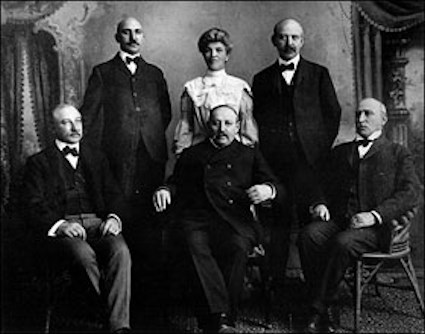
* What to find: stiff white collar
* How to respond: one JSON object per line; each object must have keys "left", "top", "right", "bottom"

{"left": 278, "top": 54, "right": 300, "bottom": 70}
{"left": 119, "top": 50, "right": 141, "bottom": 62}
{"left": 55, "top": 139, "right": 79, "bottom": 153}
{"left": 355, "top": 130, "right": 382, "bottom": 142}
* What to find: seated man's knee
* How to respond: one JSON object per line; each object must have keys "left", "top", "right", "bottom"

{"left": 109, "top": 236, "right": 131, "bottom": 266}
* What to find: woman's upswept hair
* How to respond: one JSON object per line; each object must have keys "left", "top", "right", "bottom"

{"left": 198, "top": 27, "right": 233, "bottom": 54}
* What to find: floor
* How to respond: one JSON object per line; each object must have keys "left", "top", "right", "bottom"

{"left": 2, "top": 269, "right": 424, "bottom": 333}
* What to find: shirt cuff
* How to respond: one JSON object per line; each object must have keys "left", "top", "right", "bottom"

{"left": 47, "top": 219, "right": 66, "bottom": 237}
{"left": 263, "top": 183, "right": 276, "bottom": 200}
{"left": 371, "top": 210, "right": 383, "bottom": 225}
{"left": 107, "top": 213, "right": 122, "bottom": 232}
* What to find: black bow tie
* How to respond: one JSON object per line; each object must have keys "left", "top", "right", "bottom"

{"left": 125, "top": 56, "right": 140, "bottom": 65}
{"left": 279, "top": 63, "right": 295, "bottom": 72}
{"left": 357, "top": 139, "right": 373, "bottom": 147}
{"left": 62, "top": 146, "right": 79, "bottom": 157}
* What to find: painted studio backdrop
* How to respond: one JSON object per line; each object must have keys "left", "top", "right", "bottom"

{"left": 1, "top": 1, "right": 424, "bottom": 269}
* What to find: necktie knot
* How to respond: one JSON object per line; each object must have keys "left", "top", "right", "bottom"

{"left": 63, "top": 146, "right": 79, "bottom": 157}
{"left": 279, "top": 63, "right": 295, "bottom": 72}
{"left": 125, "top": 56, "right": 140, "bottom": 65}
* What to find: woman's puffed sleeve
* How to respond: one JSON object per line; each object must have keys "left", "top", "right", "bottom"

{"left": 238, "top": 88, "right": 259, "bottom": 147}
{"left": 173, "top": 89, "right": 195, "bottom": 156}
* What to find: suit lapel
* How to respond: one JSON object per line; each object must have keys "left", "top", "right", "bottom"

{"left": 271, "top": 61, "right": 283, "bottom": 96}
{"left": 45, "top": 145, "right": 66, "bottom": 194}
{"left": 113, "top": 53, "right": 133, "bottom": 76}
{"left": 362, "top": 135, "right": 387, "bottom": 161}
{"left": 293, "top": 57, "right": 307, "bottom": 88}
{"left": 346, "top": 141, "right": 358, "bottom": 168}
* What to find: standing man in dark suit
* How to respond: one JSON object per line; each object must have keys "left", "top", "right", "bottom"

{"left": 153, "top": 105, "right": 284, "bottom": 333}
{"left": 80, "top": 17, "right": 172, "bottom": 315}
{"left": 298, "top": 98, "right": 420, "bottom": 333}
{"left": 22, "top": 104, "right": 131, "bottom": 334}
{"left": 252, "top": 18, "right": 341, "bottom": 283}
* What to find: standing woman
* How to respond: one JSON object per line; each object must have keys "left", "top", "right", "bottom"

{"left": 173, "top": 27, "right": 258, "bottom": 155}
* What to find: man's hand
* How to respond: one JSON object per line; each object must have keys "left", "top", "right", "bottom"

{"left": 153, "top": 188, "right": 171, "bottom": 212}
{"left": 311, "top": 204, "right": 330, "bottom": 222}
{"left": 350, "top": 212, "right": 376, "bottom": 229}
{"left": 246, "top": 184, "right": 273, "bottom": 205}
{"left": 57, "top": 220, "right": 87, "bottom": 240}
{"left": 101, "top": 216, "right": 121, "bottom": 236}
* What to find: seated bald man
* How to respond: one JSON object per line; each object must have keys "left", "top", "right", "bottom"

{"left": 154, "top": 104, "right": 284, "bottom": 333}
{"left": 22, "top": 104, "right": 131, "bottom": 334}
{"left": 297, "top": 98, "right": 420, "bottom": 333}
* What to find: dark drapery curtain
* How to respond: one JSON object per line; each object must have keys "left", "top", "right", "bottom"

{"left": 28, "top": 30, "right": 60, "bottom": 147}
{"left": 352, "top": 1, "right": 424, "bottom": 101}
{"left": 355, "top": 1, "right": 424, "bottom": 31}
{"left": 0, "top": 24, "right": 59, "bottom": 214}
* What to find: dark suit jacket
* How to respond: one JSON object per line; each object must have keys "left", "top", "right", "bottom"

{"left": 252, "top": 58, "right": 341, "bottom": 167}
{"left": 80, "top": 54, "right": 172, "bottom": 196}
{"left": 325, "top": 135, "right": 421, "bottom": 250}
{"left": 166, "top": 140, "right": 284, "bottom": 243}
{"left": 22, "top": 142, "right": 127, "bottom": 238}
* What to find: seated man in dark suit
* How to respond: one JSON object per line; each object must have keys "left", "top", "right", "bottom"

{"left": 153, "top": 104, "right": 284, "bottom": 333}
{"left": 22, "top": 104, "right": 131, "bottom": 334}
{"left": 298, "top": 98, "right": 420, "bottom": 333}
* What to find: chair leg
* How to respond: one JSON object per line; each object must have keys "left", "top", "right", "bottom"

{"left": 400, "top": 255, "right": 425, "bottom": 316}
{"left": 355, "top": 259, "right": 362, "bottom": 334}
{"left": 44, "top": 274, "right": 52, "bottom": 334}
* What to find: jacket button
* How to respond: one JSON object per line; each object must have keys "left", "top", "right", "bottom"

{"left": 135, "top": 107, "right": 141, "bottom": 112}
{"left": 226, "top": 181, "right": 232, "bottom": 186}
{"left": 228, "top": 199, "right": 233, "bottom": 204}
{"left": 227, "top": 164, "right": 232, "bottom": 169}
{"left": 206, "top": 164, "right": 211, "bottom": 169}
{"left": 133, "top": 92, "right": 137, "bottom": 97}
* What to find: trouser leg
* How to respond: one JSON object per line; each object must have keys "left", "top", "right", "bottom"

{"left": 94, "top": 234, "right": 131, "bottom": 332}
{"left": 185, "top": 228, "right": 229, "bottom": 315}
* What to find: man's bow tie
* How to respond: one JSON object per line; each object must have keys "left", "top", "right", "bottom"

{"left": 62, "top": 146, "right": 79, "bottom": 157}
{"left": 279, "top": 63, "right": 295, "bottom": 72}
{"left": 357, "top": 139, "right": 373, "bottom": 147}
{"left": 125, "top": 56, "right": 140, "bottom": 65}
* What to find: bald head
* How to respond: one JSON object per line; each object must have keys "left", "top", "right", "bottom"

{"left": 115, "top": 17, "right": 144, "bottom": 55}
{"left": 273, "top": 19, "right": 304, "bottom": 37}
{"left": 272, "top": 18, "right": 304, "bottom": 60}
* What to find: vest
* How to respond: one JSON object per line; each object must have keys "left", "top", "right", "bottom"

{"left": 60, "top": 158, "right": 96, "bottom": 215}
{"left": 346, "top": 149, "right": 361, "bottom": 219}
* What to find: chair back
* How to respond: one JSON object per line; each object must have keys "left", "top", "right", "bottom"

{"left": 388, "top": 207, "right": 417, "bottom": 254}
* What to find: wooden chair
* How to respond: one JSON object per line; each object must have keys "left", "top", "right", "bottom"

{"left": 353, "top": 207, "right": 425, "bottom": 333}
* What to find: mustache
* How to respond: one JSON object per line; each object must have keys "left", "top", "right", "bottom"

{"left": 284, "top": 46, "right": 296, "bottom": 52}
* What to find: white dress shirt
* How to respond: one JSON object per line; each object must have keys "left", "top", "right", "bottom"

{"left": 278, "top": 54, "right": 300, "bottom": 85}
{"left": 56, "top": 139, "right": 79, "bottom": 169}
{"left": 119, "top": 50, "right": 141, "bottom": 75}
{"left": 48, "top": 140, "right": 122, "bottom": 236}
{"left": 355, "top": 130, "right": 382, "bottom": 159}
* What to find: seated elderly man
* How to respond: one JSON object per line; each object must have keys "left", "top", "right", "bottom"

{"left": 22, "top": 104, "right": 131, "bottom": 334}
{"left": 154, "top": 104, "right": 283, "bottom": 333}
{"left": 298, "top": 97, "right": 420, "bottom": 333}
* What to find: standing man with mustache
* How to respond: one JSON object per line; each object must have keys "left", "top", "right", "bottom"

{"left": 80, "top": 17, "right": 171, "bottom": 327}
{"left": 252, "top": 19, "right": 341, "bottom": 289}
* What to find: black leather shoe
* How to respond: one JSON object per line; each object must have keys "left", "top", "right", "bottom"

{"left": 112, "top": 328, "right": 131, "bottom": 334}
{"left": 218, "top": 313, "right": 237, "bottom": 333}
{"left": 323, "top": 306, "right": 340, "bottom": 333}
{"left": 304, "top": 313, "right": 323, "bottom": 333}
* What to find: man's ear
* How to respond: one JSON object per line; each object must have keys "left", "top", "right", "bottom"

{"left": 271, "top": 34, "right": 277, "bottom": 47}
